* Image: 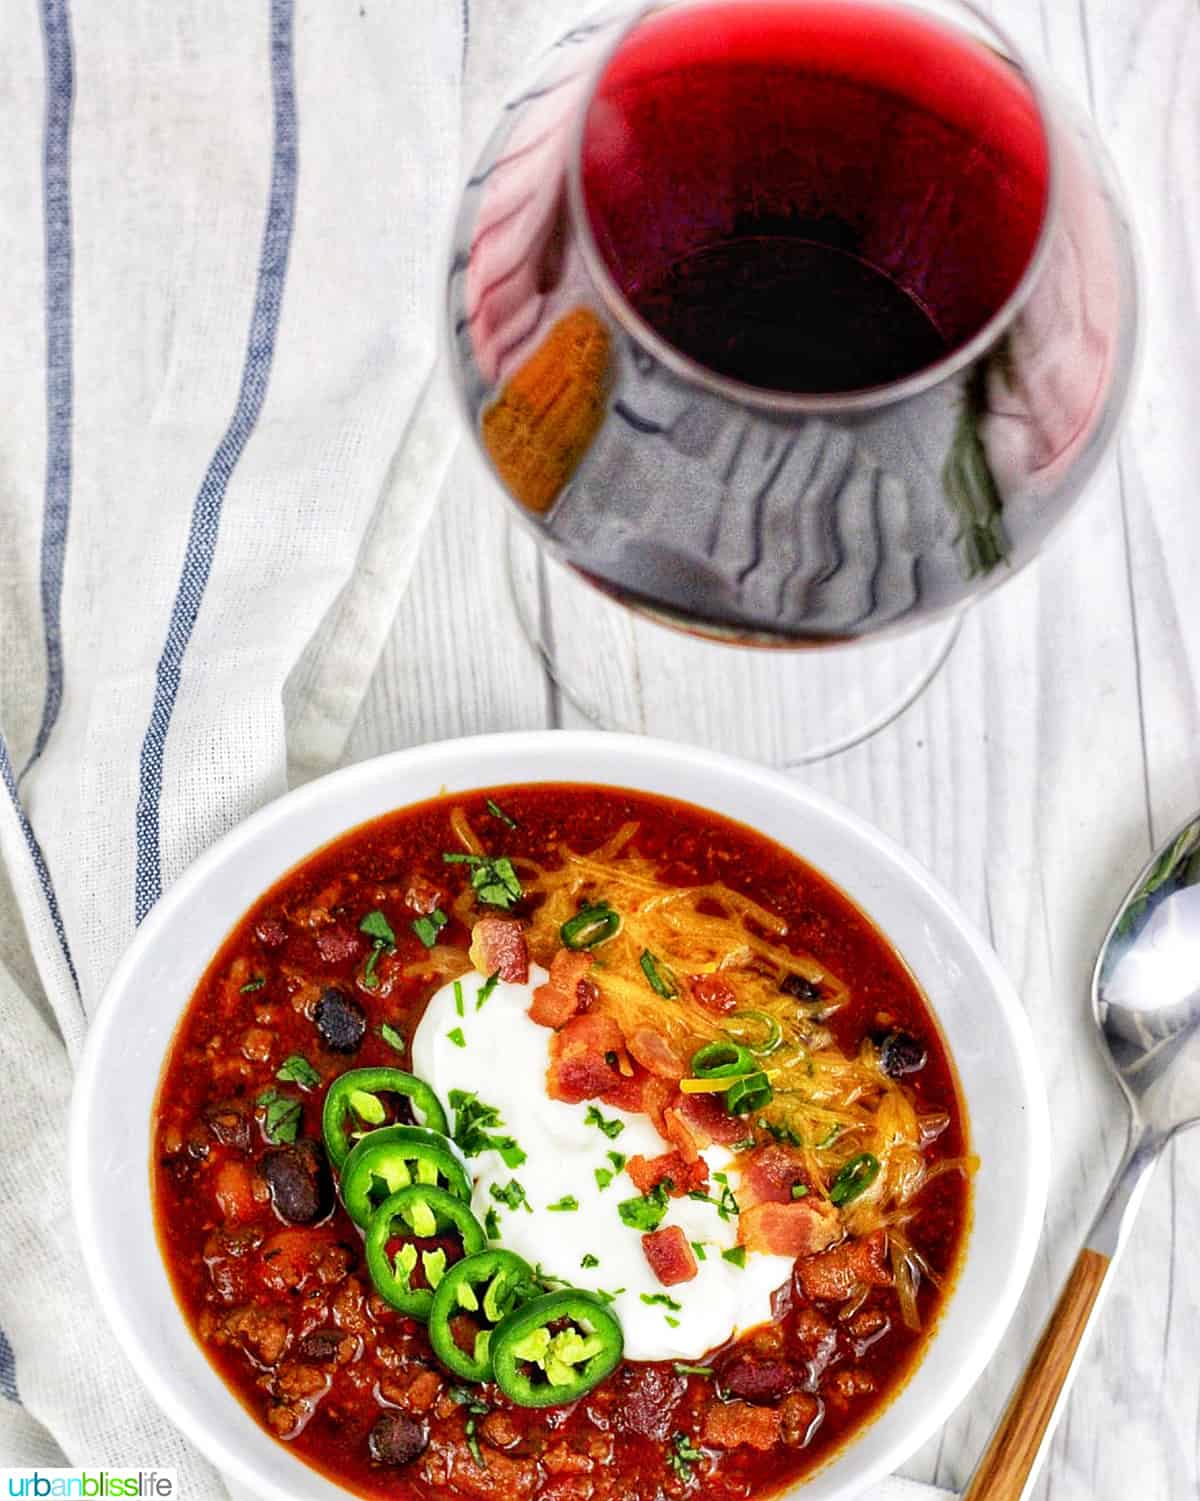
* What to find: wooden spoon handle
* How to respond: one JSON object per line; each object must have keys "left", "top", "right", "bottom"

{"left": 962, "top": 1247, "right": 1111, "bottom": 1501}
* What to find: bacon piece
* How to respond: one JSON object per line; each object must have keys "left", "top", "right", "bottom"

{"left": 687, "top": 973, "right": 738, "bottom": 1014}
{"left": 795, "top": 1229, "right": 891, "bottom": 1301}
{"left": 626, "top": 1027, "right": 686, "bottom": 1081}
{"left": 738, "top": 1145, "right": 811, "bottom": 1209}
{"left": 529, "top": 949, "right": 593, "bottom": 1029}
{"left": 702, "top": 1400, "right": 782, "bottom": 1451}
{"left": 469, "top": 915, "right": 529, "bottom": 983}
{"left": 547, "top": 1014, "right": 625, "bottom": 1103}
{"left": 672, "top": 1089, "right": 746, "bottom": 1149}
{"left": 626, "top": 1151, "right": 708, "bottom": 1199}
{"left": 642, "top": 1226, "right": 698, "bottom": 1287}
{"left": 739, "top": 1199, "right": 841, "bottom": 1259}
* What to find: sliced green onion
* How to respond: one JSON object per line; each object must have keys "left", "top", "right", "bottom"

{"left": 561, "top": 902, "right": 621, "bottom": 950}
{"left": 728, "top": 1009, "right": 783, "bottom": 1056}
{"left": 725, "top": 1071, "right": 773, "bottom": 1115}
{"left": 640, "top": 949, "right": 678, "bottom": 999}
{"left": 690, "top": 1040, "right": 755, "bottom": 1080}
{"left": 829, "top": 1152, "right": 881, "bottom": 1206}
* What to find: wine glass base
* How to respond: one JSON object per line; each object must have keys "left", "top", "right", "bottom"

{"left": 507, "top": 525, "right": 962, "bottom": 767}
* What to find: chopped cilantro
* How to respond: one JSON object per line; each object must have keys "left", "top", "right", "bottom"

{"left": 791, "top": 1183, "right": 810, "bottom": 1199}
{"left": 239, "top": 975, "right": 266, "bottom": 994}
{"left": 256, "top": 1089, "right": 301, "bottom": 1144}
{"left": 275, "top": 1054, "right": 320, "bottom": 1090}
{"left": 618, "top": 1184, "right": 669, "bottom": 1232}
{"left": 584, "top": 1105, "right": 625, "bottom": 1140}
{"left": 442, "top": 852, "right": 523, "bottom": 910}
{"left": 450, "top": 1386, "right": 490, "bottom": 1416}
{"left": 411, "top": 908, "right": 448, "bottom": 949}
{"left": 690, "top": 1241, "right": 708, "bottom": 1262}
{"left": 581, "top": 1253, "right": 600, "bottom": 1269}
{"left": 476, "top": 971, "right": 500, "bottom": 1009}
{"left": 669, "top": 1433, "right": 705, "bottom": 1482}
{"left": 454, "top": 980, "right": 465, "bottom": 1017}
{"left": 484, "top": 1207, "right": 501, "bottom": 1240}
{"left": 593, "top": 1287, "right": 625, "bottom": 1306}
{"left": 594, "top": 1149, "right": 627, "bottom": 1191}
{"left": 359, "top": 910, "right": 396, "bottom": 945}
{"left": 665, "top": 1315, "right": 680, "bottom": 1328}
{"left": 449, "top": 1090, "right": 526, "bottom": 1168}
{"left": 640, "top": 1292, "right": 682, "bottom": 1311}
{"left": 722, "top": 1246, "right": 747, "bottom": 1268}
{"left": 688, "top": 1179, "right": 740, "bottom": 1221}
{"left": 547, "top": 1196, "right": 579, "bottom": 1212}
{"left": 490, "top": 1179, "right": 532, "bottom": 1214}
{"left": 486, "top": 798, "right": 518, "bottom": 830}
{"left": 447, "top": 1027, "right": 466, "bottom": 1049}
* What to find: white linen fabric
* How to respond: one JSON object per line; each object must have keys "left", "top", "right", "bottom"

{"left": 0, "top": 1, "right": 955, "bottom": 1498}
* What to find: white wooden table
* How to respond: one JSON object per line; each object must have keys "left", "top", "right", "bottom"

{"left": 348, "top": 2, "right": 1200, "bottom": 1496}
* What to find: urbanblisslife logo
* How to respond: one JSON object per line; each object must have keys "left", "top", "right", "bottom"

{"left": 1, "top": 1473, "right": 177, "bottom": 1498}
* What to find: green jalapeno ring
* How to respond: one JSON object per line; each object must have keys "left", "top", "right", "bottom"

{"left": 560, "top": 902, "right": 621, "bottom": 950}
{"left": 364, "top": 1184, "right": 486, "bottom": 1320}
{"left": 340, "top": 1124, "right": 471, "bottom": 1228}
{"left": 322, "top": 1067, "right": 449, "bottom": 1170}
{"left": 428, "top": 1249, "right": 539, "bottom": 1382}
{"left": 690, "top": 1040, "right": 755, "bottom": 1080}
{"left": 490, "top": 1289, "right": 624, "bottom": 1408}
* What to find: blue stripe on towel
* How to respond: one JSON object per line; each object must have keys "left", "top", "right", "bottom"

{"left": 133, "top": 0, "right": 298, "bottom": 925}
{"left": 24, "top": 0, "right": 76, "bottom": 777}
{"left": 0, "top": 737, "right": 79, "bottom": 993}
{"left": 0, "top": 1326, "right": 17, "bottom": 1402}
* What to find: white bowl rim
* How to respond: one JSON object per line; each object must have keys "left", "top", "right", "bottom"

{"left": 71, "top": 729, "right": 1048, "bottom": 1501}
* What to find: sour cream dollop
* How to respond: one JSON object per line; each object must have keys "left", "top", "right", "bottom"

{"left": 412, "top": 968, "right": 793, "bottom": 1361}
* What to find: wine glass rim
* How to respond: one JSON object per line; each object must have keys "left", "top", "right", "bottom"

{"left": 565, "top": 0, "right": 1062, "bottom": 417}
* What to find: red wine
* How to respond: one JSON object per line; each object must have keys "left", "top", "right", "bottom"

{"left": 581, "top": 0, "right": 1049, "bottom": 395}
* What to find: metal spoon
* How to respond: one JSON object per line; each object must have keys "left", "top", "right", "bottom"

{"left": 964, "top": 813, "right": 1200, "bottom": 1500}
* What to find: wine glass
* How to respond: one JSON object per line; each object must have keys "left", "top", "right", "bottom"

{"left": 445, "top": 0, "right": 1138, "bottom": 763}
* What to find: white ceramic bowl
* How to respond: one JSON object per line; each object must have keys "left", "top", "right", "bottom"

{"left": 72, "top": 731, "right": 1047, "bottom": 1501}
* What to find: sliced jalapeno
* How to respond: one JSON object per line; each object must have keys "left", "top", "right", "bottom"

{"left": 428, "top": 1249, "right": 539, "bottom": 1382}
{"left": 340, "top": 1124, "right": 470, "bottom": 1228}
{"left": 491, "top": 1289, "right": 623, "bottom": 1407}
{"left": 364, "top": 1184, "right": 486, "bottom": 1319}
{"left": 322, "top": 1067, "right": 448, "bottom": 1170}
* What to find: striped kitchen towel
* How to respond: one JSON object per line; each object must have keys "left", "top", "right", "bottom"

{"left": 0, "top": 2, "right": 956, "bottom": 1498}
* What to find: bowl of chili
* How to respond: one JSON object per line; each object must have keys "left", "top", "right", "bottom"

{"left": 71, "top": 731, "right": 1047, "bottom": 1501}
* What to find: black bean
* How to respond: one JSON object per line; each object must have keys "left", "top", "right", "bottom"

{"left": 313, "top": 987, "right": 367, "bottom": 1054}
{"left": 876, "top": 1030, "right": 928, "bottom": 1077}
{"left": 781, "top": 973, "right": 822, "bottom": 1001}
{"left": 367, "top": 1411, "right": 428, "bottom": 1466}
{"left": 719, "top": 1357, "right": 800, "bottom": 1404}
{"left": 261, "top": 1140, "right": 332, "bottom": 1225}
{"left": 203, "top": 1100, "right": 251, "bottom": 1152}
